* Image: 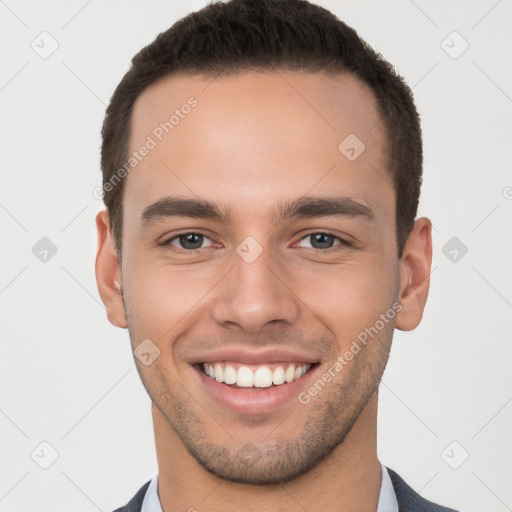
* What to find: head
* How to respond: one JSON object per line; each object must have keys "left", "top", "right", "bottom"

{"left": 96, "top": 0, "right": 432, "bottom": 486}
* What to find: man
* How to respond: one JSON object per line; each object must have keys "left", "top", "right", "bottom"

{"left": 95, "top": 0, "right": 459, "bottom": 510}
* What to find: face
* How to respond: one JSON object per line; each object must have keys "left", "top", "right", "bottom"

{"left": 102, "top": 70, "right": 410, "bottom": 484}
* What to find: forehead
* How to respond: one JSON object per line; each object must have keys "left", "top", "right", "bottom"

{"left": 125, "top": 70, "right": 392, "bottom": 227}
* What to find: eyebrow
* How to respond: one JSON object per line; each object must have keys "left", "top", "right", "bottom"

{"left": 141, "top": 197, "right": 232, "bottom": 226}
{"left": 140, "top": 195, "right": 375, "bottom": 226}
{"left": 274, "top": 196, "right": 375, "bottom": 223}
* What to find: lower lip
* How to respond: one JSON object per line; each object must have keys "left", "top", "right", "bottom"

{"left": 195, "top": 364, "right": 319, "bottom": 414}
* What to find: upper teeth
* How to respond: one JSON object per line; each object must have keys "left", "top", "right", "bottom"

{"left": 202, "top": 362, "right": 311, "bottom": 388}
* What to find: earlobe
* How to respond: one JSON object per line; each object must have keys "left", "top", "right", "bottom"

{"left": 395, "top": 217, "right": 433, "bottom": 332}
{"left": 95, "top": 209, "right": 127, "bottom": 329}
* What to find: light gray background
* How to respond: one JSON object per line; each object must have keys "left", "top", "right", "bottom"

{"left": 1, "top": 1, "right": 511, "bottom": 511}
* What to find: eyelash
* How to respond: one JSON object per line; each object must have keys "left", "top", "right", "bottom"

{"left": 304, "top": 233, "right": 353, "bottom": 254}
{"left": 160, "top": 231, "right": 352, "bottom": 255}
{"left": 161, "top": 232, "right": 216, "bottom": 254}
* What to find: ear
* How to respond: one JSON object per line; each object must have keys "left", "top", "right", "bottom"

{"left": 95, "top": 209, "right": 127, "bottom": 328}
{"left": 395, "top": 217, "right": 433, "bottom": 331}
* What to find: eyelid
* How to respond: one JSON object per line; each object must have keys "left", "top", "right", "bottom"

{"left": 159, "top": 229, "right": 353, "bottom": 253}
{"left": 295, "top": 230, "right": 352, "bottom": 248}
{"left": 161, "top": 231, "right": 217, "bottom": 251}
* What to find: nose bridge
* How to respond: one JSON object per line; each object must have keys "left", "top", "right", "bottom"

{"left": 210, "top": 240, "right": 301, "bottom": 333}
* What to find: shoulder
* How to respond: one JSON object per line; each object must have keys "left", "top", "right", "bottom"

{"left": 111, "top": 480, "right": 151, "bottom": 512}
{"left": 387, "top": 468, "right": 460, "bottom": 512}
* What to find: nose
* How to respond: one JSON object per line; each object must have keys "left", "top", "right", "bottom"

{"left": 210, "top": 243, "right": 301, "bottom": 334}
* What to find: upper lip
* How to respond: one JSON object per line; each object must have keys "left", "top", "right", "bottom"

{"left": 189, "top": 347, "right": 319, "bottom": 366}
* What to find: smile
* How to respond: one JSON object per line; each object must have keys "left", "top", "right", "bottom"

{"left": 201, "top": 361, "right": 313, "bottom": 388}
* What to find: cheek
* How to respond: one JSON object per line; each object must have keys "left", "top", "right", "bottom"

{"left": 123, "top": 258, "right": 217, "bottom": 340}
{"left": 282, "top": 256, "right": 398, "bottom": 344}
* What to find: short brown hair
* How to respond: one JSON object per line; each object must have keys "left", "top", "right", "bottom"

{"left": 101, "top": 0, "right": 422, "bottom": 259}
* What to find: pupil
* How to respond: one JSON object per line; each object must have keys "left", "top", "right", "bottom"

{"left": 311, "top": 233, "right": 333, "bottom": 249}
{"left": 180, "top": 234, "right": 203, "bottom": 249}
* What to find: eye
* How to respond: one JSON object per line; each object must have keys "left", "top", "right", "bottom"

{"left": 297, "top": 232, "right": 349, "bottom": 250}
{"left": 164, "top": 232, "right": 215, "bottom": 252}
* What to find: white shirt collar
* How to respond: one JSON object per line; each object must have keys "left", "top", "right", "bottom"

{"left": 141, "top": 462, "right": 398, "bottom": 512}
{"left": 141, "top": 472, "right": 162, "bottom": 512}
{"left": 377, "top": 463, "right": 399, "bottom": 512}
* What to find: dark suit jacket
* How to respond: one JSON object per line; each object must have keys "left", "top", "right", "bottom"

{"left": 112, "top": 467, "right": 460, "bottom": 511}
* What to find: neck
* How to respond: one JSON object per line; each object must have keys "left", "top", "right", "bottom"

{"left": 153, "top": 392, "right": 381, "bottom": 512}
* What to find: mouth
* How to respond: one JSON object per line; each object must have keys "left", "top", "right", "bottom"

{"left": 198, "top": 361, "right": 317, "bottom": 389}
{"left": 193, "top": 359, "right": 321, "bottom": 414}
